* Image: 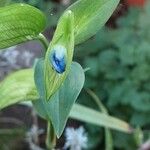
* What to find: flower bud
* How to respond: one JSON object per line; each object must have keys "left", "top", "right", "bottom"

{"left": 49, "top": 45, "right": 67, "bottom": 74}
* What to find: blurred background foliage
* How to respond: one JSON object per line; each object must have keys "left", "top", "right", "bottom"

{"left": 75, "top": 2, "right": 150, "bottom": 150}
{"left": 0, "top": 0, "right": 150, "bottom": 150}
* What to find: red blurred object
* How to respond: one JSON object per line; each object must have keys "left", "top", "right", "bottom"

{"left": 126, "top": 0, "right": 146, "bottom": 6}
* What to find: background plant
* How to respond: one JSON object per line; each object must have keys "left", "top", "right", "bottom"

{"left": 75, "top": 2, "right": 150, "bottom": 149}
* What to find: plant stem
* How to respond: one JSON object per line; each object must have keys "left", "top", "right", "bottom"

{"left": 37, "top": 33, "right": 49, "bottom": 52}
{"left": 46, "top": 121, "right": 56, "bottom": 150}
{"left": 86, "top": 89, "right": 113, "bottom": 150}
{"left": 86, "top": 89, "right": 108, "bottom": 114}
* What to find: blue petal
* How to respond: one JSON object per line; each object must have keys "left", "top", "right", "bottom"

{"left": 49, "top": 45, "right": 67, "bottom": 74}
{"left": 52, "top": 53, "right": 66, "bottom": 73}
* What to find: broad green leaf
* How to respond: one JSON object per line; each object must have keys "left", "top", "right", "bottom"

{"left": 0, "top": 69, "right": 38, "bottom": 109}
{"left": 33, "top": 61, "right": 85, "bottom": 137}
{"left": 44, "top": 10, "right": 74, "bottom": 100}
{"left": 0, "top": 3, "right": 46, "bottom": 49}
{"left": 66, "top": 0, "right": 120, "bottom": 45}
{"left": 70, "top": 104, "right": 133, "bottom": 134}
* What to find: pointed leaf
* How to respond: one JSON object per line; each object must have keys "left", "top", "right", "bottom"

{"left": 0, "top": 3, "right": 46, "bottom": 49}
{"left": 70, "top": 104, "right": 133, "bottom": 133}
{"left": 33, "top": 61, "right": 85, "bottom": 137}
{"left": 0, "top": 69, "right": 38, "bottom": 110}
{"left": 44, "top": 10, "right": 74, "bottom": 100}
{"left": 66, "top": 0, "right": 120, "bottom": 44}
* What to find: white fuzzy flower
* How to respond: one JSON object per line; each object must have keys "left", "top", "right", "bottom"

{"left": 64, "top": 126, "right": 88, "bottom": 150}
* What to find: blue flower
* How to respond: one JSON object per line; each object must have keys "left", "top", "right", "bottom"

{"left": 49, "top": 45, "right": 67, "bottom": 74}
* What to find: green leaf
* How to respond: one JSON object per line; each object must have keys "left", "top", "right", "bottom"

{"left": 0, "top": 3, "right": 46, "bottom": 49}
{"left": 0, "top": 69, "right": 38, "bottom": 110}
{"left": 70, "top": 104, "right": 133, "bottom": 134}
{"left": 66, "top": 0, "right": 120, "bottom": 45}
{"left": 44, "top": 10, "right": 74, "bottom": 100}
{"left": 33, "top": 61, "right": 85, "bottom": 137}
{"left": 34, "top": 58, "right": 46, "bottom": 100}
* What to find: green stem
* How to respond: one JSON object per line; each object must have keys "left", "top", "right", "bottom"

{"left": 46, "top": 121, "right": 56, "bottom": 150}
{"left": 86, "top": 89, "right": 113, "bottom": 150}
{"left": 86, "top": 89, "right": 108, "bottom": 114}
{"left": 37, "top": 33, "right": 49, "bottom": 52}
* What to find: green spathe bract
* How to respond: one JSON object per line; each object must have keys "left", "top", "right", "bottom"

{"left": 34, "top": 61, "right": 85, "bottom": 137}
{"left": 44, "top": 10, "right": 74, "bottom": 100}
{"left": 66, "top": 0, "right": 120, "bottom": 45}
{"left": 0, "top": 3, "right": 46, "bottom": 49}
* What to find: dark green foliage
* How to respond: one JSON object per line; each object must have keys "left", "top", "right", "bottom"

{"left": 76, "top": 4, "right": 150, "bottom": 150}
